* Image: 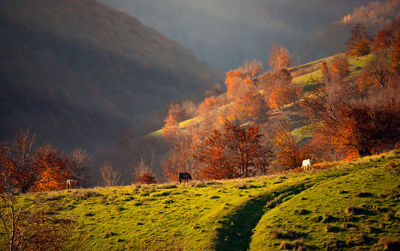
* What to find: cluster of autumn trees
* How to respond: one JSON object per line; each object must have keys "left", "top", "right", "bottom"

{"left": 0, "top": 129, "right": 89, "bottom": 193}
{"left": 161, "top": 18, "right": 400, "bottom": 180}
{"left": 161, "top": 42, "right": 301, "bottom": 180}
{"left": 303, "top": 19, "right": 400, "bottom": 161}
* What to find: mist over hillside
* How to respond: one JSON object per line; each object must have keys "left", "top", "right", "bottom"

{"left": 298, "top": 0, "right": 400, "bottom": 63}
{"left": 100, "top": 0, "right": 377, "bottom": 71}
{"left": 0, "top": 0, "right": 221, "bottom": 155}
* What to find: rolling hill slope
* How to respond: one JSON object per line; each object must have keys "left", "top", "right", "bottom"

{"left": 149, "top": 52, "right": 373, "bottom": 142}
{"left": 100, "top": 0, "right": 376, "bottom": 70}
{"left": 297, "top": 0, "right": 400, "bottom": 63}
{"left": 0, "top": 0, "right": 221, "bottom": 152}
{"left": 3, "top": 150, "right": 400, "bottom": 250}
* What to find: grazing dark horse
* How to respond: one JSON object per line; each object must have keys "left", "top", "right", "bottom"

{"left": 178, "top": 172, "right": 192, "bottom": 183}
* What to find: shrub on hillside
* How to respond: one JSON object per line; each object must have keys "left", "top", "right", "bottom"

{"left": 134, "top": 158, "right": 156, "bottom": 185}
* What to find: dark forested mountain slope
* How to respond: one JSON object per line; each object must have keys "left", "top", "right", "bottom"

{"left": 100, "top": 0, "right": 377, "bottom": 70}
{"left": 0, "top": 0, "right": 220, "bottom": 152}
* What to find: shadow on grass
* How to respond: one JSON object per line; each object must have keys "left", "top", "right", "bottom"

{"left": 215, "top": 183, "right": 310, "bottom": 251}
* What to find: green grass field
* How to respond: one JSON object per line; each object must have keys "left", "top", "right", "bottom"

{"left": 2, "top": 150, "right": 399, "bottom": 250}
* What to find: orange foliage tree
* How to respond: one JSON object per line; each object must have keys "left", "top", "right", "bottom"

{"left": 273, "top": 125, "right": 305, "bottom": 171}
{"left": 194, "top": 120, "right": 272, "bottom": 179}
{"left": 332, "top": 98, "right": 400, "bottom": 156}
{"left": 330, "top": 56, "right": 349, "bottom": 83}
{"left": 302, "top": 79, "right": 400, "bottom": 157}
{"left": 321, "top": 61, "right": 330, "bottom": 83}
{"left": 268, "top": 84, "right": 300, "bottom": 110}
{"left": 268, "top": 43, "right": 291, "bottom": 70}
{"left": 243, "top": 59, "right": 263, "bottom": 77}
{"left": 0, "top": 129, "right": 81, "bottom": 192}
{"left": 197, "top": 96, "right": 226, "bottom": 116}
{"left": 231, "top": 84, "right": 268, "bottom": 123}
{"left": 347, "top": 23, "right": 370, "bottom": 57}
{"left": 32, "top": 146, "right": 74, "bottom": 192}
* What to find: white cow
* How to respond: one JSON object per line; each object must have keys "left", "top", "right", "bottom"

{"left": 302, "top": 159, "right": 311, "bottom": 171}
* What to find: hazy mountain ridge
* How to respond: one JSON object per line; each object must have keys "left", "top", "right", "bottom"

{"left": 100, "top": 0, "right": 377, "bottom": 71}
{"left": 0, "top": 0, "right": 221, "bottom": 152}
{"left": 297, "top": 0, "right": 400, "bottom": 63}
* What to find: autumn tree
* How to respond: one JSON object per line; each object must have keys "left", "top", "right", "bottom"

{"left": 327, "top": 97, "right": 400, "bottom": 156}
{"left": 347, "top": 23, "right": 370, "bottom": 57}
{"left": 243, "top": 59, "right": 263, "bottom": 77}
{"left": 268, "top": 83, "right": 300, "bottom": 110}
{"left": 194, "top": 120, "right": 272, "bottom": 179}
{"left": 69, "top": 148, "right": 90, "bottom": 185}
{"left": 0, "top": 130, "right": 40, "bottom": 193}
{"left": 134, "top": 158, "right": 156, "bottom": 184}
{"left": 0, "top": 171, "right": 73, "bottom": 250}
{"left": 100, "top": 161, "right": 120, "bottom": 186}
{"left": 390, "top": 18, "right": 400, "bottom": 74}
{"left": 321, "top": 61, "right": 330, "bottom": 83}
{"left": 273, "top": 124, "right": 304, "bottom": 171}
{"left": 197, "top": 96, "right": 226, "bottom": 116}
{"left": 268, "top": 43, "right": 291, "bottom": 70}
{"left": 0, "top": 129, "right": 81, "bottom": 192}
{"left": 330, "top": 56, "right": 349, "bottom": 83}
{"left": 194, "top": 128, "right": 235, "bottom": 180}
{"left": 232, "top": 91, "right": 268, "bottom": 123}
{"left": 162, "top": 103, "right": 188, "bottom": 140}
{"left": 225, "top": 69, "right": 254, "bottom": 101}
{"left": 372, "top": 29, "right": 391, "bottom": 52}
{"left": 32, "top": 145, "right": 74, "bottom": 192}
{"left": 258, "top": 69, "right": 292, "bottom": 92}
{"left": 204, "top": 83, "right": 223, "bottom": 99}
{"left": 358, "top": 51, "right": 391, "bottom": 92}
{"left": 302, "top": 78, "right": 400, "bottom": 157}
{"left": 162, "top": 131, "right": 198, "bottom": 181}
{"left": 257, "top": 68, "right": 298, "bottom": 110}
{"left": 300, "top": 77, "right": 355, "bottom": 158}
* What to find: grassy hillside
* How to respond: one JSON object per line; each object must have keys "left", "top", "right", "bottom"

{"left": 251, "top": 153, "right": 400, "bottom": 250}
{"left": 3, "top": 150, "right": 399, "bottom": 250}
{"left": 0, "top": 0, "right": 221, "bottom": 152}
{"left": 150, "top": 52, "right": 371, "bottom": 139}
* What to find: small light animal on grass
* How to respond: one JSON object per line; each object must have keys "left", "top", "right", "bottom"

{"left": 66, "top": 179, "right": 79, "bottom": 189}
{"left": 302, "top": 159, "right": 311, "bottom": 171}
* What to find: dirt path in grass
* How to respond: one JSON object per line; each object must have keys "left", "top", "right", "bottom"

{"left": 214, "top": 182, "right": 311, "bottom": 251}
{"left": 214, "top": 167, "right": 358, "bottom": 251}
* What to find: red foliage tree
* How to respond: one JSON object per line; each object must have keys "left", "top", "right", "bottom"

{"left": 372, "top": 29, "right": 391, "bottom": 52}
{"left": 268, "top": 83, "right": 300, "bottom": 110}
{"left": 194, "top": 120, "right": 272, "bottom": 179}
{"left": 330, "top": 56, "right": 349, "bottom": 83}
{"left": 32, "top": 146, "right": 74, "bottom": 192}
{"left": 0, "top": 129, "right": 82, "bottom": 192}
{"left": 333, "top": 98, "right": 400, "bottom": 156}
{"left": 347, "top": 23, "right": 370, "bottom": 57}
{"left": 302, "top": 79, "right": 400, "bottom": 158}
